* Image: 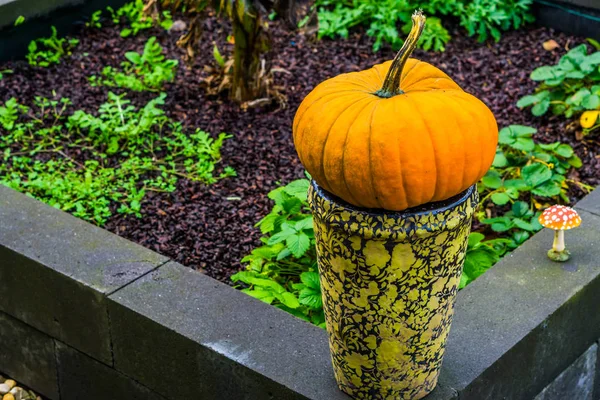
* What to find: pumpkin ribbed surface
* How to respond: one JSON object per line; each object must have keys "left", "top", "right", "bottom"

{"left": 293, "top": 57, "right": 498, "bottom": 211}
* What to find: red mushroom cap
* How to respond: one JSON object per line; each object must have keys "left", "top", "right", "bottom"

{"left": 538, "top": 205, "right": 581, "bottom": 230}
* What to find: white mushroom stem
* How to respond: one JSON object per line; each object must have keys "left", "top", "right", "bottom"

{"left": 553, "top": 230, "right": 565, "bottom": 252}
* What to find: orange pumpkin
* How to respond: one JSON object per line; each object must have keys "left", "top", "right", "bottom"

{"left": 293, "top": 11, "right": 498, "bottom": 211}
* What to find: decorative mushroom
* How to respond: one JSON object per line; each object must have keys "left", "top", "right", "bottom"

{"left": 538, "top": 205, "right": 581, "bottom": 262}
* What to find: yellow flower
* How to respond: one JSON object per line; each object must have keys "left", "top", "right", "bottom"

{"left": 344, "top": 352, "right": 374, "bottom": 375}
{"left": 581, "top": 110, "right": 599, "bottom": 129}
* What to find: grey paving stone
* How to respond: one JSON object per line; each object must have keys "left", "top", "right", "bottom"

{"left": 0, "top": 311, "right": 59, "bottom": 399}
{"left": 108, "top": 261, "right": 349, "bottom": 400}
{"left": 56, "top": 341, "right": 166, "bottom": 400}
{"left": 577, "top": 187, "right": 600, "bottom": 217}
{"left": 0, "top": 185, "right": 168, "bottom": 364}
{"left": 437, "top": 210, "right": 600, "bottom": 400}
{"left": 534, "top": 343, "right": 596, "bottom": 400}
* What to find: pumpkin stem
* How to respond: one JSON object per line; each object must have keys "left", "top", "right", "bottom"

{"left": 375, "top": 10, "right": 426, "bottom": 98}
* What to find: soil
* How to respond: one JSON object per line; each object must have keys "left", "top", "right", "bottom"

{"left": 0, "top": 16, "right": 598, "bottom": 283}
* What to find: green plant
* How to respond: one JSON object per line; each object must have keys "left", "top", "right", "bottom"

{"left": 458, "top": 0, "right": 533, "bottom": 42}
{"left": 26, "top": 26, "right": 79, "bottom": 67}
{"left": 108, "top": 0, "right": 173, "bottom": 37}
{"left": 460, "top": 233, "right": 509, "bottom": 288}
{"left": 0, "top": 93, "right": 234, "bottom": 225}
{"left": 478, "top": 125, "right": 584, "bottom": 208}
{"left": 0, "top": 69, "right": 12, "bottom": 80}
{"left": 14, "top": 15, "right": 25, "bottom": 26}
{"left": 517, "top": 44, "right": 600, "bottom": 119}
{"left": 89, "top": 37, "right": 178, "bottom": 92}
{"left": 317, "top": 0, "right": 449, "bottom": 52}
{"left": 86, "top": 10, "right": 103, "bottom": 28}
{"left": 408, "top": 16, "right": 450, "bottom": 52}
{"left": 231, "top": 178, "right": 326, "bottom": 326}
{"left": 315, "top": 0, "right": 533, "bottom": 52}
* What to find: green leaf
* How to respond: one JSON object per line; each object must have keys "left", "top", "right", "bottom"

{"left": 504, "top": 179, "right": 528, "bottom": 190}
{"left": 567, "top": 88, "right": 591, "bottom": 106}
{"left": 268, "top": 224, "right": 296, "bottom": 245}
{"left": 568, "top": 155, "right": 582, "bottom": 168}
{"left": 482, "top": 171, "right": 503, "bottom": 189}
{"left": 555, "top": 144, "right": 574, "bottom": 159}
{"left": 531, "top": 99, "right": 550, "bottom": 116}
{"left": 286, "top": 232, "right": 310, "bottom": 258}
{"left": 243, "top": 288, "right": 275, "bottom": 304}
{"left": 482, "top": 217, "right": 514, "bottom": 232}
{"left": 276, "top": 292, "right": 301, "bottom": 309}
{"left": 491, "top": 192, "right": 510, "bottom": 205}
{"left": 513, "top": 218, "right": 534, "bottom": 231}
{"left": 463, "top": 246, "right": 499, "bottom": 280}
{"left": 300, "top": 271, "right": 320, "bottom": 290}
{"left": 522, "top": 163, "right": 552, "bottom": 187}
{"left": 531, "top": 180, "right": 561, "bottom": 197}
{"left": 492, "top": 151, "right": 508, "bottom": 168}
{"left": 516, "top": 95, "right": 538, "bottom": 108}
{"left": 125, "top": 52, "right": 142, "bottom": 64}
{"left": 530, "top": 66, "right": 565, "bottom": 81}
{"left": 498, "top": 125, "right": 536, "bottom": 150}
{"left": 257, "top": 213, "right": 279, "bottom": 234}
{"left": 512, "top": 230, "right": 530, "bottom": 244}
{"left": 299, "top": 287, "right": 322, "bottom": 309}
{"left": 282, "top": 197, "right": 302, "bottom": 214}
{"left": 213, "top": 44, "right": 225, "bottom": 68}
{"left": 582, "top": 94, "right": 600, "bottom": 110}
{"left": 283, "top": 179, "right": 310, "bottom": 202}
{"left": 467, "top": 232, "right": 485, "bottom": 248}
{"left": 294, "top": 216, "right": 314, "bottom": 231}
{"left": 276, "top": 247, "right": 292, "bottom": 261}
{"left": 511, "top": 201, "right": 529, "bottom": 217}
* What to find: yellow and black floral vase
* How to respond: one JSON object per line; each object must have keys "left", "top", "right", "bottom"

{"left": 309, "top": 181, "right": 478, "bottom": 400}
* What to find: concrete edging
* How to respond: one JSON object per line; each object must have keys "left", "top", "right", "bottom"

{"left": 1, "top": 185, "right": 600, "bottom": 399}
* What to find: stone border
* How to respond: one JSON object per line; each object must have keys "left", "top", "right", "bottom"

{"left": 1, "top": 184, "right": 600, "bottom": 399}
{"left": 533, "top": 0, "right": 600, "bottom": 40}
{"left": 0, "top": 0, "right": 129, "bottom": 62}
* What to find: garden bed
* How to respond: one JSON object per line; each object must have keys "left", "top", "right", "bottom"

{"left": 1, "top": 14, "right": 598, "bottom": 283}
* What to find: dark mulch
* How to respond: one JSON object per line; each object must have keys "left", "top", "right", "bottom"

{"left": 0, "top": 16, "right": 598, "bottom": 283}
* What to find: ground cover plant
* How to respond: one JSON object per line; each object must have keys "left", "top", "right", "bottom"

{"left": 0, "top": 2, "right": 598, "bottom": 292}
{"left": 517, "top": 43, "right": 600, "bottom": 137}
{"left": 0, "top": 93, "right": 234, "bottom": 225}
{"left": 26, "top": 26, "right": 79, "bottom": 67}
{"left": 89, "top": 36, "right": 178, "bottom": 91}
{"left": 316, "top": 0, "right": 534, "bottom": 51}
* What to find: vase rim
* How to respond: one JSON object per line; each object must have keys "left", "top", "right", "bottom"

{"left": 311, "top": 180, "right": 476, "bottom": 218}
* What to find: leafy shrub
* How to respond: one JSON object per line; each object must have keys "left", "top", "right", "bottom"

{"left": 89, "top": 37, "right": 178, "bottom": 92}
{"left": 0, "top": 93, "right": 234, "bottom": 225}
{"left": 458, "top": 0, "right": 534, "bottom": 42}
{"left": 517, "top": 44, "right": 600, "bottom": 120}
{"left": 231, "top": 178, "right": 326, "bottom": 327}
{"left": 315, "top": 0, "right": 534, "bottom": 52}
{"left": 479, "top": 125, "right": 583, "bottom": 206}
{"left": 26, "top": 26, "right": 79, "bottom": 67}
{"left": 107, "top": 0, "right": 173, "bottom": 37}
